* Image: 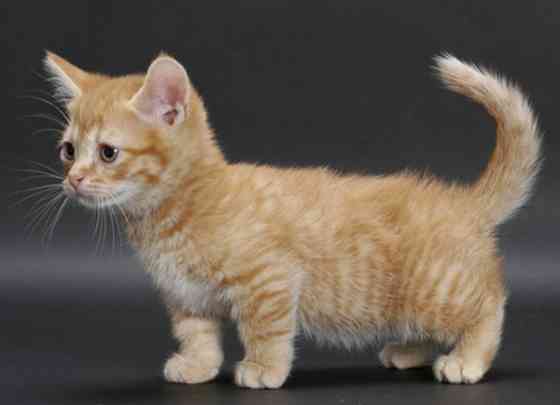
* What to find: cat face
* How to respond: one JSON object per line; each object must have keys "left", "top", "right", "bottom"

{"left": 45, "top": 52, "right": 193, "bottom": 211}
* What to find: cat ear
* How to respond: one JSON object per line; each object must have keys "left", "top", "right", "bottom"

{"left": 129, "top": 55, "right": 191, "bottom": 127}
{"left": 44, "top": 51, "right": 90, "bottom": 103}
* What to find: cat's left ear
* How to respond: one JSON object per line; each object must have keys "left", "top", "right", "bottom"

{"left": 129, "top": 55, "right": 191, "bottom": 127}
{"left": 44, "top": 51, "right": 91, "bottom": 103}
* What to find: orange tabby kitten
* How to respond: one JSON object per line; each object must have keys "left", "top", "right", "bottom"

{"left": 43, "top": 51, "right": 541, "bottom": 388}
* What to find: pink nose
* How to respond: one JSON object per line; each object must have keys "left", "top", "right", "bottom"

{"left": 69, "top": 175, "right": 85, "bottom": 191}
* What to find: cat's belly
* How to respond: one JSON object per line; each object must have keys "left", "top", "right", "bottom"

{"left": 297, "top": 305, "right": 416, "bottom": 350}
{"left": 297, "top": 281, "right": 410, "bottom": 349}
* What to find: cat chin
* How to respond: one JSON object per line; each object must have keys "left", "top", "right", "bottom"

{"left": 73, "top": 190, "right": 132, "bottom": 210}
{"left": 76, "top": 196, "right": 111, "bottom": 209}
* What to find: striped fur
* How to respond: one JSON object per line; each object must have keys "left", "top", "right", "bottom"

{"left": 45, "top": 51, "right": 541, "bottom": 388}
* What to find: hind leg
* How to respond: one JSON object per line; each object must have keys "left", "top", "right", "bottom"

{"left": 433, "top": 303, "right": 504, "bottom": 384}
{"left": 380, "top": 342, "right": 436, "bottom": 369}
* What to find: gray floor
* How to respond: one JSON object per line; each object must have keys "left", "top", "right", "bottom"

{"left": 2, "top": 243, "right": 559, "bottom": 405}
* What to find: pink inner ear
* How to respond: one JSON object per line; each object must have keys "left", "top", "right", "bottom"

{"left": 153, "top": 72, "right": 185, "bottom": 107}
{"left": 135, "top": 58, "right": 189, "bottom": 125}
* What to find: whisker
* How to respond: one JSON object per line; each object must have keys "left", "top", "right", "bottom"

{"left": 109, "top": 204, "right": 117, "bottom": 255}
{"left": 26, "top": 192, "right": 65, "bottom": 239}
{"left": 26, "top": 190, "right": 63, "bottom": 221}
{"left": 113, "top": 206, "right": 120, "bottom": 252}
{"left": 15, "top": 170, "right": 63, "bottom": 182}
{"left": 114, "top": 192, "right": 128, "bottom": 235}
{"left": 11, "top": 164, "right": 63, "bottom": 183}
{"left": 11, "top": 185, "right": 62, "bottom": 208}
{"left": 92, "top": 198, "right": 100, "bottom": 255}
{"left": 94, "top": 197, "right": 105, "bottom": 255}
{"left": 23, "top": 191, "right": 62, "bottom": 220}
{"left": 17, "top": 173, "right": 63, "bottom": 183}
{"left": 36, "top": 194, "right": 64, "bottom": 246}
{"left": 27, "top": 160, "right": 62, "bottom": 176}
{"left": 18, "top": 94, "right": 70, "bottom": 123}
{"left": 114, "top": 200, "right": 131, "bottom": 228}
{"left": 21, "top": 113, "right": 68, "bottom": 129}
{"left": 101, "top": 201, "right": 108, "bottom": 255}
{"left": 11, "top": 183, "right": 62, "bottom": 196}
{"left": 32, "top": 128, "right": 62, "bottom": 137}
{"left": 45, "top": 195, "right": 69, "bottom": 244}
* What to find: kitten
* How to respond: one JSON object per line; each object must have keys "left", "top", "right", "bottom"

{"left": 43, "top": 51, "right": 541, "bottom": 388}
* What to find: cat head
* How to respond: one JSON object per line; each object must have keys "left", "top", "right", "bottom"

{"left": 44, "top": 52, "right": 214, "bottom": 213}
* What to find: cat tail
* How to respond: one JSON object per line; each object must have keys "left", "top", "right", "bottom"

{"left": 434, "top": 54, "right": 542, "bottom": 227}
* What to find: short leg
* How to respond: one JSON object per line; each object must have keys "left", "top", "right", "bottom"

{"left": 163, "top": 312, "right": 223, "bottom": 384}
{"left": 379, "top": 342, "right": 435, "bottom": 370}
{"left": 233, "top": 273, "right": 298, "bottom": 389}
{"left": 434, "top": 305, "right": 504, "bottom": 384}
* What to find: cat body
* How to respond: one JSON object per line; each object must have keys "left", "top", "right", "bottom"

{"left": 44, "top": 52, "right": 540, "bottom": 388}
{"left": 132, "top": 164, "right": 494, "bottom": 348}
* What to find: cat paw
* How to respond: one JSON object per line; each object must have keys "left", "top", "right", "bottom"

{"left": 379, "top": 343, "right": 431, "bottom": 370}
{"left": 433, "top": 355, "right": 485, "bottom": 384}
{"left": 163, "top": 353, "right": 220, "bottom": 384}
{"left": 234, "top": 360, "right": 289, "bottom": 389}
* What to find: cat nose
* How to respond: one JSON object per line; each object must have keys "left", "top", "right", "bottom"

{"left": 69, "top": 175, "right": 85, "bottom": 191}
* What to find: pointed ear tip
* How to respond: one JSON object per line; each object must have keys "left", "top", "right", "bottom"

{"left": 152, "top": 55, "right": 180, "bottom": 66}
{"left": 44, "top": 50, "right": 54, "bottom": 63}
{"left": 148, "top": 55, "right": 188, "bottom": 76}
{"left": 45, "top": 49, "right": 61, "bottom": 59}
{"left": 44, "top": 51, "right": 65, "bottom": 68}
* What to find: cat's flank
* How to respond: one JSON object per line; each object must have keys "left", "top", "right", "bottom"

{"left": 43, "top": 51, "right": 540, "bottom": 388}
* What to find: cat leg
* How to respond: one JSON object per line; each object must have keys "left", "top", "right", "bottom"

{"left": 163, "top": 311, "right": 223, "bottom": 384}
{"left": 379, "top": 341, "right": 435, "bottom": 370}
{"left": 233, "top": 275, "right": 298, "bottom": 389}
{"left": 433, "top": 303, "right": 504, "bottom": 384}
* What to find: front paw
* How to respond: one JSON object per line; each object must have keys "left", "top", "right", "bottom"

{"left": 234, "top": 360, "right": 290, "bottom": 389}
{"left": 163, "top": 353, "right": 221, "bottom": 384}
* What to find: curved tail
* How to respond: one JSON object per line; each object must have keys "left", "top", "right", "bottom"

{"left": 434, "top": 54, "right": 542, "bottom": 226}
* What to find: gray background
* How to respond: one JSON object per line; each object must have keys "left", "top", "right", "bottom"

{"left": 1, "top": 1, "right": 559, "bottom": 404}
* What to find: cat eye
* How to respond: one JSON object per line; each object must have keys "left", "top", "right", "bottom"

{"left": 99, "top": 144, "right": 119, "bottom": 163}
{"left": 60, "top": 142, "right": 75, "bottom": 161}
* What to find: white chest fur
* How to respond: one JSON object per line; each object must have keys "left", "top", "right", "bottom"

{"left": 139, "top": 249, "right": 226, "bottom": 317}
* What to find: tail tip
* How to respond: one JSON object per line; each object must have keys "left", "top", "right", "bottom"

{"left": 432, "top": 53, "right": 469, "bottom": 77}
{"left": 433, "top": 52, "right": 456, "bottom": 68}
{"left": 432, "top": 53, "right": 485, "bottom": 93}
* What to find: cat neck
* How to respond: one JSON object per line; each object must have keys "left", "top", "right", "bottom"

{"left": 125, "top": 119, "right": 228, "bottom": 229}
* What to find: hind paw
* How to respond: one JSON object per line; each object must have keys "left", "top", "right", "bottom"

{"left": 433, "top": 355, "right": 485, "bottom": 384}
{"left": 380, "top": 343, "right": 433, "bottom": 370}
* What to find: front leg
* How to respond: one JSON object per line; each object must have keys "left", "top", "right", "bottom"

{"left": 164, "top": 311, "right": 223, "bottom": 384}
{"left": 233, "top": 271, "right": 299, "bottom": 389}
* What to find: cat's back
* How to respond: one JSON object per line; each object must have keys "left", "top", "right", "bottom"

{"left": 221, "top": 163, "right": 415, "bottom": 256}
{"left": 226, "top": 162, "right": 416, "bottom": 217}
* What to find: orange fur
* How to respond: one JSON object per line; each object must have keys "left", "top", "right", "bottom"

{"left": 44, "top": 51, "right": 541, "bottom": 388}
